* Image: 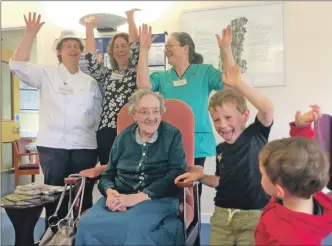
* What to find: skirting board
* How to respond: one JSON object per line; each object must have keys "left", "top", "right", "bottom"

{"left": 201, "top": 213, "right": 212, "bottom": 224}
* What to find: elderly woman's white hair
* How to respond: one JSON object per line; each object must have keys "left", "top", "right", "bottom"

{"left": 128, "top": 89, "right": 166, "bottom": 116}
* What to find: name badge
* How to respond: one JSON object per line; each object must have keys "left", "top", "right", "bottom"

{"left": 173, "top": 79, "right": 187, "bottom": 87}
{"left": 59, "top": 85, "right": 74, "bottom": 95}
{"left": 111, "top": 73, "right": 124, "bottom": 81}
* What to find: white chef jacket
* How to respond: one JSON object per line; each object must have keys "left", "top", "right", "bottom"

{"left": 9, "top": 60, "right": 102, "bottom": 150}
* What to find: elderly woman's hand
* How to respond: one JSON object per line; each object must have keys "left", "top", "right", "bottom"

{"left": 106, "top": 188, "right": 126, "bottom": 211}
{"left": 118, "top": 193, "right": 150, "bottom": 208}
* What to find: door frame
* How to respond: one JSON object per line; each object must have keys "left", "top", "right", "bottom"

{"left": 1, "top": 48, "right": 21, "bottom": 172}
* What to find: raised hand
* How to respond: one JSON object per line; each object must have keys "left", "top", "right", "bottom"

{"left": 295, "top": 105, "right": 322, "bottom": 128}
{"left": 216, "top": 25, "right": 232, "bottom": 50}
{"left": 24, "top": 12, "right": 45, "bottom": 37}
{"left": 125, "top": 8, "right": 141, "bottom": 17}
{"left": 222, "top": 65, "right": 242, "bottom": 88}
{"left": 139, "top": 24, "right": 158, "bottom": 50}
{"left": 84, "top": 14, "right": 98, "bottom": 28}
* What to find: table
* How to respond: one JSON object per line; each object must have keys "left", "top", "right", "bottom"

{"left": 1, "top": 194, "right": 61, "bottom": 246}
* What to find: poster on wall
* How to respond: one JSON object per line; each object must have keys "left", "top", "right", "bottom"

{"left": 92, "top": 34, "right": 167, "bottom": 68}
{"left": 180, "top": 2, "right": 285, "bottom": 87}
{"left": 95, "top": 37, "right": 112, "bottom": 68}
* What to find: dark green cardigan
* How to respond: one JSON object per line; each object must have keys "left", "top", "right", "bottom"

{"left": 98, "top": 121, "right": 188, "bottom": 199}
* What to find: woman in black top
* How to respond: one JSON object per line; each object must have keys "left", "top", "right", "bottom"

{"left": 80, "top": 9, "right": 140, "bottom": 165}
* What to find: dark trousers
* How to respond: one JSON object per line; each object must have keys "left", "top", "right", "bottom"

{"left": 37, "top": 146, "right": 98, "bottom": 229}
{"left": 96, "top": 127, "right": 117, "bottom": 165}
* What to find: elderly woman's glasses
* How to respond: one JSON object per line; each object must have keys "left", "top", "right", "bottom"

{"left": 136, "top": 109, "right": 161, "bottom": 117}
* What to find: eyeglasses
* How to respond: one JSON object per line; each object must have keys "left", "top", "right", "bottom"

{"left": 164, "top": 44, "right": 181, "bottom": 50}
{"left": 136, "top": 109, "right": 161, "bottom": 117}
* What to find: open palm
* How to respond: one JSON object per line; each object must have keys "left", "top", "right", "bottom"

{"left": 139, "top": 24, "right": 157, "bottom": 49}
{"left": 216, "top": 25, "right": 232, "bottom": 49}
{"left": 84, "top": 14, "right": 98, "bottom": 27}
{"left": 24, "top": 12, "right": 45, "bottom": 37}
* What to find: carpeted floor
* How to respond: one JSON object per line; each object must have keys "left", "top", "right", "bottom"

{"left": 1, "top": 212, "right": 211, "bottom": 245}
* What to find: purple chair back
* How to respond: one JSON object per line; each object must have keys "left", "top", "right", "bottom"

{"left": 314, "top": 114, "right": 332, "bottom": 189}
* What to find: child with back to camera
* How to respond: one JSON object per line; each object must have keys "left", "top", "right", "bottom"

{"left": 256, "top": 136, "right": 332, "bottom": 245}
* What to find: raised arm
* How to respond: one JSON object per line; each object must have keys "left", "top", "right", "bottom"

{"left": 125, "top": 9, "right": 141, "bottom": 69}
{"left": 125, "top": 8, "right": 140, "bottom": 43}
{"left": 80, "top": 15, "right": 110, "bottom": 83}
{"left": 136, "top": 24, "right": 157, "bottom": 89}
{"left": 223, "top": 66, "right": 274, "bottom": 127}
{"left": 84, "top": 15, "right": 97, "bottom": 54}
{"left": 289, "top": 105, "right": 321, "bottom": 138}
{"left": 10, "top": 12, "right": 45, "bottom": 89}
{"left": 216, "top": 25, "right": 235, "bottom": 72}
{"left": 12, "top": 12, "right": 45, "bottom": 62}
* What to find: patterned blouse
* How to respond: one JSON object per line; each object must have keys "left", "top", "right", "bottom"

{"left": 80, "top": 41, "right": 139, "bottom": 130}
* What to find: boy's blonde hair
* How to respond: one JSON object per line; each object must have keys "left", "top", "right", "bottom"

{"left": 259, "top": 137, "right": 329, "bottom": 199}
{"left": 208, "top": 88, "right": 247, "bottom": 113}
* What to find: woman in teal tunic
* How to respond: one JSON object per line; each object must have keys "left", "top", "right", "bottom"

{"left": 136, "top": 24, "right": 235, "bottom": 196}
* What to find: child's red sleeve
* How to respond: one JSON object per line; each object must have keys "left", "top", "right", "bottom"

{"left": 289, "top": 122, "right": 315, "bottom": 138}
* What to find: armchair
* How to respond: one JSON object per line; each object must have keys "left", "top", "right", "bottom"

{"left": 66, "top": 99, "right": 201, "bottom": 245}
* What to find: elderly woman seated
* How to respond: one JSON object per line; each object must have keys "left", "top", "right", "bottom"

{"left": 75, "top": 89, "right": 188, "bottom": 245}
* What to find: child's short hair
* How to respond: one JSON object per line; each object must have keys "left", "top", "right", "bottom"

{"left": 208, "top": 88, "right": 247, "bottom": 113}
{"left": 259, "top": 137, "right": 329, "bottom": 199}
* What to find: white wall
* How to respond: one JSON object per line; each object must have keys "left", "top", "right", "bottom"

{"left": 3, "top": 1, "right": 332, "bottom": 220}
{"left": 2, "top": 2, "right": 41, "bottom": 29}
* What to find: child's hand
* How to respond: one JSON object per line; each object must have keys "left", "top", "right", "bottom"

{"left": 295, "top": 104, "right": 321, "bottom": 128}
{"left": 222, "top": 65, "right": 242, "bottom": 88}
{"left": 174, "top": 171, "right": 204, "bottom": 185}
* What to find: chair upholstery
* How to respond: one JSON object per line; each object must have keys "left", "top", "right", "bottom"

{"left": 13, "top": 138, "right": 40, "bottom": 187}
{"left": 314, "top": 114, "right": 332, "bottom": 189}
{"left": 116, "top": 99, "right": 195, "bottom": 167}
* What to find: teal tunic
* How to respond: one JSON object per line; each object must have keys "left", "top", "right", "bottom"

{"left": 150, "top": 64, "right": 223, "bottom": 158}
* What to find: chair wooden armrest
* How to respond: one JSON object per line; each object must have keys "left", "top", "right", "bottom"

{"left": 64, "top": 177, "right": 80, "bottom": 184}
{"left": 79, "top": 165, "right": 107, "bottom": 179}
{"left": 176, "top": 181, "right": 200, "bottom": 188}
{"left": 64, "top": 165, "right": 107, "bottom": 184}
{"left": 188, "top": 165, "right": 203, "bottom": 173}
